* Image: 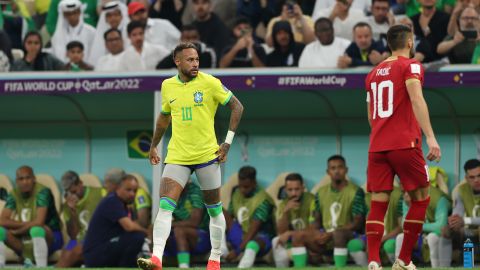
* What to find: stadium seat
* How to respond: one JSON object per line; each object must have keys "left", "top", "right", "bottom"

{"left": 428, "top": 166, "right": 449, "bottom": 194}
{"left": 0, "top": 174, "right": 13, "bottom": 192}
{"left": 220, "top": 173, "right": 239, "bottom": 209}
{"left": 310, "top": 174, "right": 351, "bottom": 193}
{"left": 79, "top": 173, "right": 102, "bottom": 188}
{"left": 0, "top": 174, "right": 13, "bottom": 214}
{"left": 265, "top": 172, "right": 292, "bottom": 207}
{"left": 131, "top": 172, "right": 150, "bottom": 194}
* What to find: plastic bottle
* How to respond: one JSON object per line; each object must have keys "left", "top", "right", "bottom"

{"left": 464, "top": 238, "right": 474, "bottom": 268}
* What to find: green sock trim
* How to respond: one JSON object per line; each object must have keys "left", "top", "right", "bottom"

{"left": 383, "top": 239, "right": 396, "bottom": 254}
{"left": 0, "top": 227, "right": 6, "bottom": 241}
{"left": 177, "top": 252, "right": 190, "bottom": 265}
{"left": 347, "top": 239, "right": 364, "bottom": 252}
{"left": 205, "top": 202, "right": 223, "bottom": 217}
{"left": 292, "top": 248, "right": 307, "bottom": 267}
{"left": 245, "top": 240, "right": 260, "bottom": 253}
{"left": 293, "top": 254, "right": 307, "bottom": 267}
{"left": 334, "top": 255, "right": 348, "bottom": 267}
{"left": 29, "top": 226, "right": 45, "bottom": 238}
{"left": 159, "top": 197, "right": 177, "bottom": 212}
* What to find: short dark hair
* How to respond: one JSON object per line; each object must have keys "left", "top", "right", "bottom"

{"left": 372, "top": 0, "right": 390, "bottom": 5}
{"left": 120, "top": 174, "right": 138, "bottom": 184}
{"left": 233, "top": 16, "right": 250, "bottom": 28}
{"left": 285, "top": 173, "right": 303, "bottom": 184}
{"left": 127, "top": 20, "right": 145, "bottom": 35}
{"left": 464, "top": 159, "right": 480, "bottom": 172}
{"left": 238, "top": 166, "right": 256, "bottom": 181}
{"left": 314, "top": 17, "right": 333, "bottom": 31}
{"left": 386, "top": 24, "right": 412, "bottom": 51}
{"left": 353, "top": 22, "right": 372, "bottom": 32}
{"left": 328, "top": 155, "right": 346, "bottom": 164}
{"left": 66, "top": 40, "right": 84, "bottom": 51}
{"left": 182, "top": 24, "right": 198, "bottom": 32}
{"left": 173, "top": 42, "right": 199, "bottom": 58}
{"left": 192, "top": 0, "right": 210, "bottom": 3}
{"left": 104, "top": 28, "right": 122, "bottom": 41}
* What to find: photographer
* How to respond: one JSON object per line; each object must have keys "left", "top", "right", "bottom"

{"left": 219, "top": 17, "right": 266, "bottom": 68}
{"left": 438, "top": 6, "right": 479, "bottom": 63}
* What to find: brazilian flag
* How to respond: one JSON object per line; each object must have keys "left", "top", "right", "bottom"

{"left": 127, "top": 130, "right": 152, "bottom": 159}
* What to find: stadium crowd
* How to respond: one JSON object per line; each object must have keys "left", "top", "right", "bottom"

{"left": 1, "top": 0, "right": 480, "bottom": 72}
{"left": 0, "top": 157, "right": 479, "bottom": 268}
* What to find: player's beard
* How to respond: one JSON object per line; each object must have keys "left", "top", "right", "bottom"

{"left": 181, "top": 67, "right": 198, "bottom": 80}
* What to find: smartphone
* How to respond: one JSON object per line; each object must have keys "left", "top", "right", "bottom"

{"left": 461, "top": 30, "right": 478, "bottom": 39}
{"left": 240, "top": 28, "right": 251, "bottom": 37}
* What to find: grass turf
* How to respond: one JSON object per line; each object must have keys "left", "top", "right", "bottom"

{"left": 2, "top": 266, "right": 460, "bottom": 270}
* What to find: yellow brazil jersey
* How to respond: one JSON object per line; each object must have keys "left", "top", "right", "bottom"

{"left": 161, "top": 71, "right": 233, "bottom": 165}
{"left": 134, "top": 188, "right": 152, "bottom": 211}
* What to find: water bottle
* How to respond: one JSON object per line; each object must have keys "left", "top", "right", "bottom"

{"left": 464, "top": 238, "right": 474, "bottom": 268}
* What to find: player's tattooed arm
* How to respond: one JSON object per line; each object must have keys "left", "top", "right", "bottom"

{"left": 218, "top": 95, "right": 244, "bottom": 162}
{"left": 227, "top": 95, "right": 244, "bottom": 132}
{"left": 149, "top": 114, "right": 171, "bottom": 165}
{"left": 151, "top": 113, "right": 171, "bottom": 148}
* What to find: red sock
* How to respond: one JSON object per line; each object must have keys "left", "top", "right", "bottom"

{"left": 366, "top": 200, "right": 389, "bottom": 264}
{"left": 398, "top": 197, "right": 430, "bottom": 264}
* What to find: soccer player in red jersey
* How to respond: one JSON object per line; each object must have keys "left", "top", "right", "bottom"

{"left": 364, "top": 24, "right": 441, "bottom": 270}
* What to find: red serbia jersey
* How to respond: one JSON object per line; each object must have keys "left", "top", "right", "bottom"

{"left": 365, "top": 56, "right": 424, "bottom": 152}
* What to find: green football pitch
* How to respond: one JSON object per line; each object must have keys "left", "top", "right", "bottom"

{"left": 2, "top": 266, "right": 459, "bottom": 270}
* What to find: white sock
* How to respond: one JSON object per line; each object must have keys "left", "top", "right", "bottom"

{"left": 272, "top": 236, "right": 289, "bottom": 267}
{"left": 208, "top": 213, "right": 226, "bottom": 262}
{"left": 0, "top": 241, "right": 5, "bottom": 267}
{"left": 32, "top": 237, "right": 48, "bottom": 267}
{"left": 395, "top": 233, "right": 404, "bottom": 259}
{"left": 153, "top": 209, "right": 173, "bottom": 259}
{"left": 141, "top": 238, "right": 152, "bottom": 256}
{"left": 220, "top": 232, "right": 229, "bottom": 258}
{"left": 426, "top": 233, "right": 439, "bottom": 267}
{"left": 238, "top": 248, "right": 257, "bottom": 268}
{"left": 179, "top": 263, "right": 189, "bottom": 268}
{"left": 438, "top": 237, "right": 452, "bottom": 267}
{"left": 350, "top": 250, "right": 368, "bottom": 266}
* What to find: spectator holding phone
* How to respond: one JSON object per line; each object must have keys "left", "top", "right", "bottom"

{"left": 438, "top": 6, "right": 479, "bottom": 63}
{"left": 219, "top": 17, "right": 266, "bottom": 67}
{"left": 265, "top": 0, "right": 315, "bottom": 47}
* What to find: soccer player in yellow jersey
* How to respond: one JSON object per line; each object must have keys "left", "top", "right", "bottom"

{"left": 137, "top": 42, "right": 244, "bottom": 270}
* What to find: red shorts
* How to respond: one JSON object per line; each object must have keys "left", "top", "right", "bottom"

{"left": 367, "top": 148, "right": 429, "bottom": 192}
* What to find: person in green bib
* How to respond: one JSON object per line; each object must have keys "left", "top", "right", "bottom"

{"left": 55, "top": 170, "right": 107, "bottom": 267}
{"left": 365, "top": 186, "right": 403, "bottom": 264}
{"left": 290, "top": 155, "right": 368, "bottom": 267}
{"left": 442, "top": 159, "right": 480, "bottom": 266}
{"left": 224, "top": 166, "right": 276, "bottom": 268}
{"left": 271, "top": 173, "right": 316, "bottom": 267}
{"left": 396, "top": 185, "right": 451, "bottom": 267}
{"left": 0, "top": 166, "right": 63, "bottom": 267}
{"left": 164, "top": 181, "right": 211, "bottom": 268}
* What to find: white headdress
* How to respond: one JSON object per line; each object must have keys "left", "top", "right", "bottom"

{"left": 87, "top": 1, "right": 129, "bottom": 66}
